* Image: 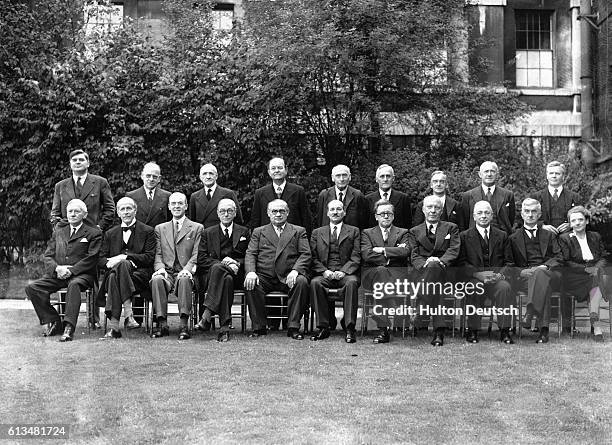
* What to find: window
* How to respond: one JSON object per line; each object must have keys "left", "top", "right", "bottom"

{"left": 212, "top": 3, "right": 234, "bottom": 31}
{"left": 515, "top": 10, "right": 553, "bottom": 88}
{"left": 84, "top": 1, "right": 123, "bottom": 36}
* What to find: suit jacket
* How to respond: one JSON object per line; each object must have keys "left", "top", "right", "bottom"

{"left": 126, "top": 186, "right": 171, "bottom": 228}
{"left": 460, "top": 186, "right": 515, "bottom": 234}
{"left": 409, "top": 221, "right": 460, "bottom": 270}
{"left": 558, "top": 231, "right": 608, "bottom": 270}
{"left": 365, "top": 189, "right": 412, "bottom": 229}
{"left": 154, "top": 218, "right": 203, "bottom": 273}
{"left": 504, "top": 225, "right": 562, "bottom": 277}
{"left": 530, "top": 187, "right": 581, "bottom": 226}
{"left": 413, "top": 196, "right": 460, "bottom": 227}
{"left": 458, "top": 226, "right": 509, "bottom": 277}
{"left": 50, "top": 174, "right": 115, "bottom": 231}
{"left": 189, "top": 185, "right": 243, "bottom": 229}
{"left": 245, "top": 223, "right": 311, "bottom": 281}
{"left": 360, "top": 225, "right": 410, "bottom": 268}
{"left": 197, "top": 223, "right": 250, "bottom": 275}
{"left": 250, "top": 182, "right": 312, "bottom": 234}
{"left": 310, "top": 224, "right": 361, "bottom": 275}
{"left": 317, "top": 186, "right": 367, "bottom": 230}
{"left": 43, "top": 224, "right": 102, "bottom": 277}
{"left": 97, "top": 221, "right": 156, "bottom": 271}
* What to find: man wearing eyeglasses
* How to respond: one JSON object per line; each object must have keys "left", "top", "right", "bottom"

{"left": 195, "top": 199, "right": 250, "bottom": 342}
{"left": 126, "top": 162, "right": 171, "bottom": 229}
{"left": 361, "top": 200, "right": 411, "bottom": 344}
{"left": 244, "top": 199, "right": 312, "bottom": 340}
{"left": 409, "top": 195, "right": 460, "bottom": 346}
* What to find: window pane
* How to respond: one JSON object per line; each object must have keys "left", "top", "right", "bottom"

{"left": 527, "top": 69, "right": 540, "bottom": 87}
{"left": 540, "top": 69, "right": 553, "bottom": 87}
{"left": 515, "top": 50, "right": 528, "bottom": 68}
{"left": 540, "top": 33, "right": 551, "bottom": 50}
{"left": 540, "top": 51, "right": 553, "bottom": 69}
{"left": 516, "top": 31, "right": 527, "bottom": 49}
{"left": 527, "top": 51, "right": 540, "bottom": 67}
{"left": 516, "top": 69, "right": 528, "bottom": 86}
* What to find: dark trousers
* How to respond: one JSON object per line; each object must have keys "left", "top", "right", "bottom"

{"left": 203, "top": 263, "right": 240, "bottom": 327}
{"left": 310, "top": 275, "right": 359, "bottom": 329}
{"left": 417, "top": 263, "right": 447, "bottom": 329}
{"left": 26, "top": 273, "right": 95, "bottom": 328}
{"left": 97, "top": 260, "right": 150, "bottom": 321}
{"left": 516, "top": 268, "right": 561, "bottom": 328}
{"left": 247, "top": 274, "right": 309, "bottom": 331}
{"left": 465, "top": 279, "right": 514, "bottom": 330}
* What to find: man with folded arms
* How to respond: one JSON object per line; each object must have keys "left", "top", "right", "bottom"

{"left": 244, "top": 199, "right": 311, "bottom": 340}
{"left": 458, "top": 200, "right": 514, "bottom": 345}
{"left": 309, "top": 200, "right": 361, "bottom": 343}
{"left": 26, "top": 199, "right": 102, "bottom": 342}
{"left": 97, "top": 197, "right": 156, "bottom": 339}
{"left": 505, "top": 198, "right": 562, "bottom": 344}
{"left": 150, "top": 192, "right": 203, "bottom": 340}
{"left": 361, "top": 200, "right": 411, "bottom": 344}
{"left": 195, "top": 199, "right": 250, "bottom": 342}
{"left": 410, "top": 195, "right": 460, "bottom": 346}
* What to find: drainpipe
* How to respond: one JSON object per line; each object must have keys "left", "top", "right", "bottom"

{"left": 580, "top": 0, "right": 595, "bottom": 167}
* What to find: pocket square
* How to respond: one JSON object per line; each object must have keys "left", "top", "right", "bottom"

{"left": 505, "top": 203, "right": 510, "bottom": 207}
{"left": 79, "top": 238, "right": 88, "bottom": 242}
{"left": 444, "top": 234, "right": 451, "bottom": 240}
{"left": 396, "top": 243, "right": 407, "bottom": 248}
{"left": 239, "top": 236, "right": 247, "bottom": 241}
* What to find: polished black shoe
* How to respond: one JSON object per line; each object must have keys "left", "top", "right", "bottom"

{"left": 536, "top": 328, "right": 549, "bottom": 344}
{"left": 500, "top": 330, "right": 514, "bottom": 344}
{"left": 466, "top": 330, "right": 479, "bottom": 344}
{"left": 59, "top": 324, "right": 74, "bottom": 342}
{"left": 248, "top": 329, "right": 267, "bottom": 338}
{"left": 194, "top": 319, "right": 211, "bottom": 332}
{"left": 178, "top": 327, "right": 191, "bottom": 340}
{"left": 431, "top": 331, "right": 444, "bottom": 346}
{"left": 373, "top": 328, "right": 390, "bottom": 344}
{"left": 150, "top": 326, "right": 169, "bottom": 338}
{"left": 217, "top": 331, "right": 230, "bottom": 342}
{"left": 43, "top": 320, "right": 62, "bottom": 337}
{"left": 310, "top": 328, "right": 330, "bottom": 341}
{"left": 287, "top": 329, "right": 304, "bottom": 340}
{"left": 345, "top": 329, "right": 356, "bottom": 343}
{"left": 101, "top": 328, "right": 122, "bottom": 339}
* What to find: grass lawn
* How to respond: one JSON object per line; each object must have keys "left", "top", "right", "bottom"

{"left": 0, "top": 302, "right": 610, "bottom": 445}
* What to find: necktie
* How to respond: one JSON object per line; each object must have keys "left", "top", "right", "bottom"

{"left": 224, "top": 228, "right": 230, "bottom": 240}
{"left": 526, "top": 228, "right": 536, "bottom": 239}
{"left": 174, "top": 221, "right": 180, "bottom": 240}
{"left": 429, "top": 224, "right": 435, "bottom": 236}
{"left": 206, "top": 189, "right": 212, "bottom": 201}
{"left": 383, "top": 192, "right": 388, "bottom": 201}
{"left": 122, "top": 226, "right": 133, "bottom": 232}
{"left": 383, "top": 228, "right": 389, "bottom": 242}
{"left": 332, "top": 225, "right": 338, "bottom": 240}
{"left": 148, "top": 191, "right": 153, "bottom": 201}
{"left": 338, "top": 192, "right": 344, "bottom": 202}
{"left": 483, "top": 228, "right": 489, "bottom": 245}
{"left": 552, "top": 188, "right": 559, "bottom": 201}
{"left": 277, "top": 227, "right": 283, "bottom": 238}
{"left": 276, "top": 187, "right": 282, "bottom": 199}
{"left": 70, "top": 227, "right": 76, "bottom": 238}
{"left": 75, "top": 177, "right": 83, "bottom": 197}
{"left": 485, "top": 187, "right": 492, "bottom": 202}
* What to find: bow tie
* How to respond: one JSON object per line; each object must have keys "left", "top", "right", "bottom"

{"left": 122, "top": 226, "right": 134, "bottom": 232}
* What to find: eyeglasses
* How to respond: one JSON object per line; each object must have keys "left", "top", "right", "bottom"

{"left": 376, "top": 212, "right": 394, "bottom": 217}
{"left": 270, "top": 209, "right": 287, "bottom": 214}
{"left": 218, "top": 209, "right": 235, "bottom": 214}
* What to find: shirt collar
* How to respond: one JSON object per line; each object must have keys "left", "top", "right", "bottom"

{"left": 427, "top": 222, "right": 439, "bottom": 232}
{"left": 206, "top": 184, "right": 217, "bottom": 195}
{"left": 548, "top": 185, "right": 563, "bottom": 196}
{"left": 274, "top": 181, "right": 287, "bottom": 193}
{"left": 335, "top": 186, "right": 348, "bottom": 198}
{"left": 220, "top": 222, "right": 234, "bottom": 234}
{"left": 273, "top": 223, "right": 286, "bottom": 233}
{"left": 121, "top": 221, "right": 136, "bottom": 228}
{"left": 330, "top": 222, "right": 343, "bottom": 233}
{"left": 482, "top": 184, "right": 496, "bottom": 195}
{"left": 173, "top": 216, "right": 186, "bottom": 227}
{"left": 524, "top": 224, "right": 537, "bottom": 233}
{"left": 70, "top": 223, "right": 83, "bottom": 233}
{"left": 73, "top": 173, "right": 88, "bottom": 183}
{"left": 379, "top": 189, "right": 392, "bottom": 200}
{"left": 476, "top": 225, "right": 490, "bottom": 238}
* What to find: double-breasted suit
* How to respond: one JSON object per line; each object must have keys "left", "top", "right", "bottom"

{"left": 250, "top": 182, "right": 312, "bottom": 234}
{"left": 530, "top": 188, "right": 581, "bottom": 229}
{"left": 50, "top": 174, "right": 115, "bottom": 231}
{"left": 460, "top": 186, "right": 515, "bottom": 234}
{"left": 365, "top": 190, "right": 412, "bottom": 229}
{"left": 189, "top": 186, "right": 243, "bottom": 228}
{"left": 317, "top": 186, "right": 367, "bottom": 230}
{"left": 413, "top": 196, "right": 460, "bottom": 227}
{"left": 126, "top": 186, "right": 171, "bottom": 229}
{"left": 26, "top": 224, "right": 102, "bottom": 328}
{"left": 245, "top": 223, "right": 311, "bottom": 330}
{"left": 309, "top": 224, "right": 361, "bottom": 329}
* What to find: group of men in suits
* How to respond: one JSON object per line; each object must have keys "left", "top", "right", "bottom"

{"left": 27, "top": 150, "right": 589, "bottom": 346}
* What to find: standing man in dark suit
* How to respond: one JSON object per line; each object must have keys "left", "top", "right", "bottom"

{"left": 460, "top": 161, "right": 515, "bottom": 234}
{"left": 244, "top": 199, "right": 311, "bottom": 340}
{"left": 50, "top": 149, "right": 115, "bottom": 232}
{"left": 189, "top": 163, "right": 243, "bottom": 229}
{"left": 361, "top": 200, "right": 411, "bottom": 344}
{"left": 413, "top": 170, "right": 460, "bottom": 227}
{"left": 150, "top": 192, "right": 203, "bottom": 340}
{"left": 250, "top": 157, "right": 312, "bottom": 234}
{"left": 365, "top": 164, "right": 412, "bottom": 229}
{"left": 195, "top": 199, "right": 250, "bottom": 342}
{"left": 410, "top": 195, "right": 461, "bottom": 346}
{"left": 316, "top": 164, "right": 367, "bottom": 230}
{"left": 26, "top": 199, "right": 102, "bottom": 342}
{"left": 96, "top": 197, "right": 156, "bottom": 339}
{"left": 126, "top": 162, "right": 171, "bottom": 229}
{"left": 309, "top": 200, "right": 361, "bottom": 343}
{"left": 505, "top": 198, "right": 562, "bottom": 344}
{"left": 458, "top": 201, "right": 515, "bottom": 345}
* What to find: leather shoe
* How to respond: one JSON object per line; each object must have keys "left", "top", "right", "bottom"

{"left": 59, "top": 324, "right": 74, "bottom": 342}
{"left": 500, "top": 330, "right": 514, "bottom": 344}
{"left": 150, "top": 326, "right": 169, "bottom": 338}
{"left": 594, "top": 333, "right": 604, "bottom": 342}
{"left": 248, "top": 329, "right": 267, "bottom": 338}
{"left": 89, "top": 320, "right": 102, "bottom": 330}
{"left": 345, "top": 329, "right": 356, "bottom": 343}
{"left": 43, "top": 320, "right": 62, "bottom": 337}
{"left": 466, "top": 330, "right": 479, "bottom": 344}
{"left": 431, "top": 332, "right": 444, "bottom": 346}
{"left": 178, "top": 327, "right": 191, "bottom": 340}
{"left": 536, "top": 328, "right": 549, "bottom": 344}
{"left": 194, "top": 319, "right": 211, "bottom": 332}
{"left": 287, "top": 329, "right": 304, "bottom": 340}
{"left": 101, "top": 328, "right": 122, "bottom": 339}
{"left": 310, "top": 328, "right": 330, "bottom": 341}
{"left": 373, "top": 328, "right": 390, "bottom": 344}
{"left": 217, "top": 331, "right": 230, "bottom": 342}
{"left": 124, "top": 316, "right": 140, "bottom": 330}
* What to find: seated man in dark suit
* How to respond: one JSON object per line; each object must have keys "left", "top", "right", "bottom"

{"left": 244, "top": 199, "right": 311, "bottom": 340}
{"left": 189, "top": 163, "right": 243, "bottom": 228}
{"left": 410, "top": 195, "right": 460, "bottom": 346}
{"left": 50, "top": 149, "right": 115, "bottom": 232}
{"left": 365, "top": 164, "right": 412, "bottom": 229}
{"left": 195, "top": 199, "right": 250, "bottom": 342}
{"left": 413, "top": 170, "right": 460, "bottom": 227}
{"left": 460, "top": 161, "right": 515, "bottom": 234}
{"left": 458, "top": 201, "right": 515, "bottom": 345}
{"left": 150, "top": 192, "right": 204, "bottom": 340}
{"left": 361, "top": 200, "right": 411, "bottom": 344}
{"left": 505, "top": 198, "right": 562, "bottom": 344}
{"left": 126, "top": 162, "right": 171, "bottom": 229}
{"left": 309, "top": 199, "right": 361, "bottom": 343}
{"left": 26, "top": 199, "right": 102, "bottom": 342}
{"left": 96, "top": 197, "right": 156, "bottom": 339}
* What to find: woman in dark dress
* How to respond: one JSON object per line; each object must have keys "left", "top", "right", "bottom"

{"left": 559, "top": 206, "right": 609, "bottom": 341}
